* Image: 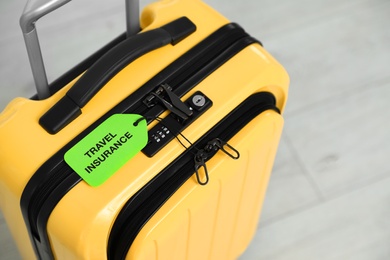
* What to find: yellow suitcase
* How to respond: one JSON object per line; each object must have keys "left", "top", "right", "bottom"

{"left": 0, "top": 0, "right": 289, "bottom": 259}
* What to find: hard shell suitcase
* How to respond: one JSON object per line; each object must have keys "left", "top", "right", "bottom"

{"left": 0, "top": 0, "right": 289, "bottom": 259}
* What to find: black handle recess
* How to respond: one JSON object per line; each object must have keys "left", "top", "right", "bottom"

{"left": 39, "top": 17, "right": 196, "bottom": 134}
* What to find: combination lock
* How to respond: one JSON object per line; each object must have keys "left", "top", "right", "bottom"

{"left": 143, "top": 91, "right": 212, "bottom": 157}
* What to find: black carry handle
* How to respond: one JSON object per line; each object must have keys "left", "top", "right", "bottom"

{"left": 39, "top": 17, "right": 196, "bottom": 134}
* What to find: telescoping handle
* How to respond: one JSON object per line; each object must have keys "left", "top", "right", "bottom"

{"left": 20, "top": 0, "right": 141, "bottom": 100}
{"left": 39, "top": 17, "right": 196, "bottom": 134}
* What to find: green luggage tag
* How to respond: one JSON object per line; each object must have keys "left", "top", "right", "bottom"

{"left": 64, "top": 114, "right": 148, "bottom": 187}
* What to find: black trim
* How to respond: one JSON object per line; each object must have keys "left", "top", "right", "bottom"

{"left": 107, "top": 92, "right": 279, "bottom": 260}
{"left": 20, "top": 23, "right": 261, "bottom": 260}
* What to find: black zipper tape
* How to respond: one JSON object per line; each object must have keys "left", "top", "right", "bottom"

{"left": 107, "top": 92, "right": 279, "bottom": 260}
{"left": 20, "top": 23, "right": 261, "bottom": 260}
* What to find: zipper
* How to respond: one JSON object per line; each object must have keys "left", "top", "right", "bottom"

{"left": 107, "top": 92, "right": 279, "bottom": 260}
{"left": 20, "top": 23, "right": 260, "bottom": 260}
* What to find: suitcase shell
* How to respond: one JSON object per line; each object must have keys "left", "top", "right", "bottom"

{"left": 0, "top": 0, "right": 289, "bottom": 259}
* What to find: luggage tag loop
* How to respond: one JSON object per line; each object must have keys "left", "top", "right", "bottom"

{"left": 133, "top": 116, "right": 147, "bottom": 126}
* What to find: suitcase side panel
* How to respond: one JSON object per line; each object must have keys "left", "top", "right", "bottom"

{"left": 0, "top": 183, "right": 35, "bottom": 259}
{"left": 127, "top": 110, "right": 283, "bottom": 260}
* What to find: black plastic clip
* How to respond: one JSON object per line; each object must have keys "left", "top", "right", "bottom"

{"left": 144, "top": 83, "right": 193, "bottom": 120}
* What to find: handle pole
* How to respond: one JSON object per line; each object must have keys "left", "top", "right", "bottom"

{"left": 23, "top": 28, "right": 50, "bottom": 99}
{"left": 20, "top": 0, "right": 72, "bottom": 99}
{"left": 125, "top": 0, "right": 140, "bottom": 37}
{"left": 20, "top": 0, "right": 140, "bottom": 98}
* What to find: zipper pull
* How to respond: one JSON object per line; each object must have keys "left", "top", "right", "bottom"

{"left": 193, "top": 139, "right": 240, "bottom": 186}
{"left": 208, "top": 138, "right": 240, "bottom": 159}
{"left": 144, "top": 83, "right": 193, "bottom": 120}
{"left": 194, "top": 150, "right": 209, "bottom": 186}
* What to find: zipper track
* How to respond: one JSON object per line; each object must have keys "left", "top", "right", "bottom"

{"left": 28, "top": 165, "right": 73, "bottom": 239}
{"left": 108, "top": 92, "right": 279, "bottom": 260}
{"left": 20, "top": 23, "right": 260, "bottom": 260}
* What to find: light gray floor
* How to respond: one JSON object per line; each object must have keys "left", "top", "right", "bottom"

{"left": 1, "top": 0, "right": 389, "bottom": 259}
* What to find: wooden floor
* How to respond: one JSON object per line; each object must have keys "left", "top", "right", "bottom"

{"left": 1, "top": 0, "right": 390, "bottom": 259}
